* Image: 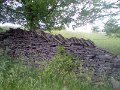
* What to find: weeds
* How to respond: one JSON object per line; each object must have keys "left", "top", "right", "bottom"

{"left": 0, "top": 48, "right": 112, "bottom": 90}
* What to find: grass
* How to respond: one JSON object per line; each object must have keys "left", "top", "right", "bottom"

{"left": 50, "top": 30, "right": 120, "bottom": 55}
{"left": 0, "top": 48, "right": 113, "bottom": 90}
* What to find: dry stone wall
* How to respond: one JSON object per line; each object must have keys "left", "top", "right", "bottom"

{"left": 0, "top": 28, "right": 120, "bottom": 81}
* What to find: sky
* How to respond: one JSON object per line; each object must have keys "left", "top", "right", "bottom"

{"left": 66, "top": 0, "right": 120, "bottom": 33}
{"left": 0, "top": 23, "right": 21, "bottom": 27}
{"left": 66, "top": 17, "right": 109, "bottom": 33}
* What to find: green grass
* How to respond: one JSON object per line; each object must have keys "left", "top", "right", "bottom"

{"left": 50, "top": 30, "right": 120, "bottom": 55}
{"left": 0, "top": 48, "right": 112, "bottom": 90}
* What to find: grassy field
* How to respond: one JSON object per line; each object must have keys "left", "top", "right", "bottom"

{"left": 51, "top": 30, "right": 120, "bottom": 55}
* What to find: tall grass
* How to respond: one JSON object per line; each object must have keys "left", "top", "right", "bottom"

{"left": 0, "top": 48, "right": 112, "bottom": 90}
{"left": 50, "top": 30, "right": 120, "bottom": 55}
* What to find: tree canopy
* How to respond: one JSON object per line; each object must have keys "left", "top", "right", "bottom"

{"left": 0, "top": 0, "right": 120, "bottom": 30}
{"left": 92, "top": 26, "right": 100, "bottom": 32}
{"left": 104, "top": 19, "right": 120, "bottom": 37}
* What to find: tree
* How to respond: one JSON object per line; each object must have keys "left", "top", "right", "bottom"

{"left": 0, "top": 0, "right": 120, "bottom": 31}
{"left": 0, "top": 0, "right": 102, "bottom": 30}
{"left": 92, "top": 26, "right": 100, "bottom": 33}
{"left": 104, "top": 19, "right": 120, "bottom": 37}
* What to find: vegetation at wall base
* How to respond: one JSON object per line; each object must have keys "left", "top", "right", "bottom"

{"left": 0, "top": 48, "right": 113, "bottom": 90}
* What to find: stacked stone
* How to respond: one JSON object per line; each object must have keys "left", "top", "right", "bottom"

{"left": 0, "top": 28, "right": 120, "bottom": 81}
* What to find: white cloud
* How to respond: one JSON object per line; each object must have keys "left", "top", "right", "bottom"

{"left": 0, "top": 23, "right": 21, "bottom": 28}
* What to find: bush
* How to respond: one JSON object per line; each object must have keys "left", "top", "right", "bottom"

{"left": 104, "top": 19, "right": 120, "bottom": 37}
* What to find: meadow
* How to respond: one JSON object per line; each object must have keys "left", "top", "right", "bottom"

{"left": 51, "top": 30, "right": 120, "bottom": 55}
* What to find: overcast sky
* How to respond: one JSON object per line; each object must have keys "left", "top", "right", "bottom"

{"left": 66, "top": 0, "right": 120, "bottom": 33}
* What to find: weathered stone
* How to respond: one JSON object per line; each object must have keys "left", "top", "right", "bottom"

{"left": 0, "top": 28, "right": 120, "bottom": 82}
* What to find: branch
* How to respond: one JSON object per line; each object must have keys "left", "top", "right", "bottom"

{"left": 45, "top": 0, "right": 60, "bottom": 17}
{"left": 1, "top": 4, "right": 23, "bottom": 15}
{"left": 96, "top": 11, "right": 120, "bottom": 18}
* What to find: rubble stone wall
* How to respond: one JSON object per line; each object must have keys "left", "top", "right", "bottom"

{"left": 0, "top": 28, "right": 120, "bottom": 81}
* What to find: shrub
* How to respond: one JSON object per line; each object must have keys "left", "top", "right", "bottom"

{"left": 104, "top": 19, "right": 120, "bottom": 37}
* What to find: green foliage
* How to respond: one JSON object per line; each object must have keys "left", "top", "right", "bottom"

{"left": 1, "top": 0, "right": 120, "bottom": 30}
{"left": 42, "top": 46, "right": 76, "bottom": 79}
{"left": 0, "top": 49, "right": 36, "bottom": 90}
{"left": 0, "top": 27, "right": 4, "bottom": 32}
{"left": 0, "top": 0, "right": 2, "bottom": 5}
{"left": 21, "top": 0, "right": 101, "bottom": 30}
{"left": 0, "top": 48, "right": 112, "bottom": 90}
{"left": 0, "top": 27, "right": 10, "bottom": 32}
{"left": 1, "top": 0, "right": 105, "bottom": 30}
{"left": 104, "top": 19, "right": 120, "bottom": 37}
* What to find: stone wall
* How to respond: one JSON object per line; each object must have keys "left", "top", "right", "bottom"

{"left": 0, "top": 28, "right": 120, "bottom": 81}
